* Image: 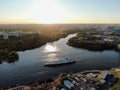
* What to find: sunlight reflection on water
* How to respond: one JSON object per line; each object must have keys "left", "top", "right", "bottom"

{"left": 43, "top": 43, "right": 61, "bottom": 62}
{"left": 44, "top": 43, "right": 59, "bottom": 53}
{"left": 44, "top": 53, "right": 63, "bottom": 62}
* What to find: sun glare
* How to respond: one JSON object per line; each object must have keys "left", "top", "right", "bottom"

{"left": 32, "top": 0, "right": 65, "bottom": 24}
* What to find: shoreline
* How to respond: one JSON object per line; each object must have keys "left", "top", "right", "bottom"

{"left": 2, "top": 66, "right": 120, "bottom": 90}
{"left": 2, "top": 68, "right": 114, "bottom": 89}
{"left": 67, "top": 30, "right": 120, "bottom": 52}
{"left": 0, "top": 32, "right": 77, "bottom": 63}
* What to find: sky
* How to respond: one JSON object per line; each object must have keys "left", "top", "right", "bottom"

{"left": 0, "top": 0, "right": 120, "bottom": 24}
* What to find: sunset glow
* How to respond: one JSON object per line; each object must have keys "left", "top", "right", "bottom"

{"left": 0, "top": 0, "right": 120, "bottom": 24}
{"left": 31, "top": 0, "right": 65, "bottom": 24}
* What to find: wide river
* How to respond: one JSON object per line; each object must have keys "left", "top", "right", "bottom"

{"left": 0, "top": 34, "right": 120, "bottom": 87}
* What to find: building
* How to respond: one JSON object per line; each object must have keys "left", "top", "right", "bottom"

{"left": 0, "top": 29, "right": 42, "bottom": 40}
{"left": 102, "top": 71, "right": 110, "bottom": 80}
{"left": 86, "top": 73, "right": 97, "bottom": 78}
{"left": 0, "top": 30, "right": 9, "bottom": 40}
{"left": 64, "top": 80, "right": 75, "bottom": 90}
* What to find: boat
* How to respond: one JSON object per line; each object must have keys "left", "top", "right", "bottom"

{"left": 44, "top": 58, "right": 76, "bottom": 66}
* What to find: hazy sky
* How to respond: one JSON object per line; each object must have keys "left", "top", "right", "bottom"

{"left": 0, "top": 0, "right": 120, "bottom": 24}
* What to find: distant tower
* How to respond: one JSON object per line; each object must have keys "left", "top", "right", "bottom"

{"left": 3, "top": 32, "right": 9, "bottom": 40}
{"left": 15, "top": 32, "right": 19, "bottom": 37}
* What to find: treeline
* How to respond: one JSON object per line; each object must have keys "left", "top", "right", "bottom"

{"left": 0, "top": 49, "right": 18, "bottom": 63}
{"left": 0, "top": 33, "right": 73, "bottom": 51}
{"left": 0, "top": 34, "right": 48, "bottom": 51}
{"left": 67, "top": 36, "right": 118, "bottom": 51}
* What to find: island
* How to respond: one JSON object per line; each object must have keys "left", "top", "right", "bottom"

{"left": 67, "top": 27, "right": 120, "bottom": 51}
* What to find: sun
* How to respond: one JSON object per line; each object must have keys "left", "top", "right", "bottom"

{"left": 31, "top": 0, "right": 65, "bottom": 24}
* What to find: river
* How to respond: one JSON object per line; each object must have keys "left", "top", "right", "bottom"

{"left": 0, "top": 34, "right": 120, "bottom": 87}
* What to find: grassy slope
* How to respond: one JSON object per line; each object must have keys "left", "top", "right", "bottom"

{"left": 111, "top": 67, "right": 120, "bottom": 90}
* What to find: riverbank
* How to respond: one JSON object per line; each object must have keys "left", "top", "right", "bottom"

{"left": 0, "top": 30, "right": 79, "bottom": 63}
{"left": 67, "top": 31, "right": 120, "bottom": 51}
{"left": 0, "top": 49, "right": 18, "bottom": 63}
{"left": 4, "top": 67, "right": 120, "bottom": 90}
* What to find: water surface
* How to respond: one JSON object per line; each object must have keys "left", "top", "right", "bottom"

{"left": 0, "top": 34, "right": 120, "bottom": 87}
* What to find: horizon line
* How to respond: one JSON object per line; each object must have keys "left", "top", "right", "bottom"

{"left": 0, "top": 23, "right": 120, "bottom": 25}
